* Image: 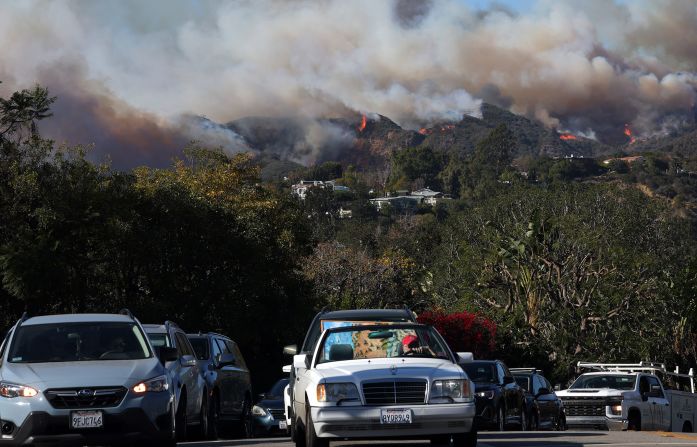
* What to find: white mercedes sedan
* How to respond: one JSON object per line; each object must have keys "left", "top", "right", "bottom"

{"left": 290, "top": 322, "right": 477, "bottom": 447}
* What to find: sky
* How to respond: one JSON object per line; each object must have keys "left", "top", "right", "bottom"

{"left": 1, "top": 0, "right": 696, "bottom": 168}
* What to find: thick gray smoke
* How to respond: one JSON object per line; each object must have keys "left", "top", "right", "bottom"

{"left": 1, "top": 0, "right": 696, "bottom": 166}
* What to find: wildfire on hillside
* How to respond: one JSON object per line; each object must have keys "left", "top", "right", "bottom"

{"left": 418, "top": 124, "right": 455, "bottom": 135}
{"left": 559, "top": 133, "right": 577, "bottom": 141}
{"left": 624, "top": 124, "right": 636, "bottom": 144}
{"left": 358, "top": 115, "right": 367, "bottom": 132}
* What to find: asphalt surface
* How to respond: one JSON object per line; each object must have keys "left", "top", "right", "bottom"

{"left": 181, "top": 431, "right": 697, "bottom": 447}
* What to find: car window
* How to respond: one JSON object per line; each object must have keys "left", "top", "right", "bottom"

{"left": 210, "top": 337, "right": 222, "bottom": 360}
{"left": 533, "top": 375, "right": 544, "bottom": 394}
{"left": 216, "top": 338, "right": 231, "bottom": 354}
{"left": 639, "top": 376, "right": 650, "bottom": 394}
{"left": 463, "top": 363, "right": 497, "bottom": 383}
{"left": 9, "top": 323, "right": 151, "bottom": 362}
{"left": 648, "top": 376, "right": 664, "bottom": 398}
{"left": 544, "top": 377, "right": 553, "bottom": 391}
{"left": 570, "top": 374, "right": 636, "bottom": 390}
{"left": 188, "top": 337, "right": 209, "bottom": 360}
{"left": 515, "top": 376, "right": 530, "bottom": 392}
{"left": 175, "top": 332, "right": 194, "bottom": 357}
{"left": 0, "top": 329, "right": 12, "bottom": 365}
{"left": 147, "top": 333, "right": 170, "bottom": 348}
{"left": 228, "top": 341, "right": 247, "bottom": 370}
{"left": 267, "top": 378, "right": 290, "bottom": 398}
{"left": 496, "top": 363, "right": 506, "bottom": 384}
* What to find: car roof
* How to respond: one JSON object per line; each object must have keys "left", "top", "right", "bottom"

{"left": 581, "top": 371, "right": 640, "bottom": 376}
{"left": 186, "top": 332, "right": 229, "bottom": 340}
{"left": 20, "top": 314, "right": 134, "bottom": 326}
{"left": 320, "top": 309, "right": 413, "bottom": 320}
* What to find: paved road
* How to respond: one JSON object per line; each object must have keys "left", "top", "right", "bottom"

{"left": 181, "top": 431, "right": 697, "bottom": 447}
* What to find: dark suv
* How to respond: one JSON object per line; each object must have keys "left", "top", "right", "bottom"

{"left": 459, "top": 359, "right": 528, "bottom": 431}
{"left": 186, "top": 332, "right": 252, "bottom": 438}
{"left": 510, "top": 368, "right": 566, "bottom": 431}
{"left": 143, "top": 322, "right": 209, "bottom": 441}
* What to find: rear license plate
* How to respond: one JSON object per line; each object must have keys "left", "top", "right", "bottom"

{"left": 279, "top": 420, "right": 288, "bottom": 430}
{"left": 70, "top": 410, "right": 103, "bottom": 429}
{"left": 380, "top": 408, "right": 412, "bottom": 424}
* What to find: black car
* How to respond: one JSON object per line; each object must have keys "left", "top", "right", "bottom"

{"left": 511, "top": 368, "right": 566, "bottom": 431}
{"left": 187, "top": 332, "right": 253, "bottom": 438}
{"left": 459, "top": 359, "right": 528, "bottom": 431}
{"left": 252, "top": 378, "right": 290, "bottom": 436}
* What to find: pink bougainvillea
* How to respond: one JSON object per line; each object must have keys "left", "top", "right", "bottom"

{"left": 418, "top": 310, "right": 496, "bottom": 358}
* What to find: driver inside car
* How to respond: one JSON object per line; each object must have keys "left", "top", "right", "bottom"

{"left": 401, "top": 334, "right": 436, "bottom": 356}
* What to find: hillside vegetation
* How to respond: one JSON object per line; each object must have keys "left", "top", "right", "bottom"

{"left": 2, "top": 85, "right": 697, "bottom": 387}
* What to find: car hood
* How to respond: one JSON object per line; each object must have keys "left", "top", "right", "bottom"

{"left": 1, "top": 358, "right": 164, "bottom": 389}
{"left": 314, "top": 357, "right": 463, "bottom": 382}
{"left": 556, "top": 388, "right": 626, "bottom": 398}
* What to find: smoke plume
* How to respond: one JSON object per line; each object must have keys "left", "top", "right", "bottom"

{"left": 1, "top": 0, "right": 696, "bottom": 167}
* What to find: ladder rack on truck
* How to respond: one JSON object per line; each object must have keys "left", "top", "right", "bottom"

{"left": 577, "top": 362, "right": 696, "bottom": 393}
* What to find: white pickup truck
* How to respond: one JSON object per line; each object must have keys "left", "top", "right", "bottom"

{"left": 556, "top": 362, "right": 697, "bottom": 432}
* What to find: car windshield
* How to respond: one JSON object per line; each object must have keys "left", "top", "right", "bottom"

{"left": 8, "top": 322, "right": 151, "bottom": 363}
{"left": 317, "top": 324, "right": 450, "bottom": 363}
{"left": 570, "top": 374, "right": 636, "bottom": 390}
{"left": 267, "top": 378, "right": 290, "bottom": 399}
{"left": 188, "top": 338, "right": 209, "bottom": 360}
{"left": 515, "top": 376, "right": 530, "bottom": 391}
{"left": 462, "top": 363, "right": 497, "bottom": 383}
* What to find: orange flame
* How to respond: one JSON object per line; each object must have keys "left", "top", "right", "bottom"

{"left": 559, "top": 134, "right": 577, "bottom": 141}
{"left": 358, "top": 115, "right": 367, "bottom": 132}
{"left": 418, "top": 128, "right": 432, "bottom": 135}
{"left": 624, "top": 124, "right": 636, "bottom": 144}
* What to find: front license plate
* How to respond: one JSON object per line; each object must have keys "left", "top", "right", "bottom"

{"left": 70, "top": 410, "right": 104, "bottom": 429}
{"left": 279, "top": 420, "right": 288, "bottom": 430}
{"left": 380, "top": 408, "right": 412, "bottom": 424}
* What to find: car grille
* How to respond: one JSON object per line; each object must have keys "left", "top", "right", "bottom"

{"left": 269, "top": 408, "right": 285, "bottom": 420}
{"left": 560, "top": 397, "right": 606, "bottom": 417}
{"left": 362, "top": 380, "right": 427, "bottom": 406}
{"left": 44, "top": 387, "right": 127, "bottom": 409}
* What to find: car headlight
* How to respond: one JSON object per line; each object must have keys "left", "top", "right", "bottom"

{"left": 431, "top": 380, "right": 472, "bottom": 402}
{"left": 476, "top": 390, "right": 495, "bottom": 399}
{"left": 0, "top": 382, "right": 38, "bottom": 398}
{"left": 316, "top": 383, "right": 360, "bottom": 403}
{"left": 252, "top": 405, "right": 268, "bottom": 416}
{"left": 132, "top": 375, "right": 169, "bottom": 393}
{"left": 608, "top": 397, "right": 623, "bottom": 415}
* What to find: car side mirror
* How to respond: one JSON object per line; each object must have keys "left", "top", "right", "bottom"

{"left": 283, "top": 344, "right": 298, "bottom": 356}
{"left": 503, "top": 376, "right": 515, "bottom": 385}
{"left": 648, "top": 385, "right": 662, "bottom": 398}
{"left": 536, "top": 387, "right": 550, "bottom": 397}
{"left": 218, "top": 353, "right": 236, "bottom": 368}
{"left": 157, "top": 346, "right": 179, "bottom": 364}
{"left": 554, "top": 384, "right": 562, "bottom": 391}
{"left": 258, "top": 393, "right": 267, "bottom": 401}
{"left": 181, "top": 355, "right": 197, "bottom": 368}
{"left": 293, "top": 354, "right": 310, "bottom": 369}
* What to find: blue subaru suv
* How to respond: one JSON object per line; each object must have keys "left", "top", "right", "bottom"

{"left": 0, "top": 311, "right": 177, "bottom": 446}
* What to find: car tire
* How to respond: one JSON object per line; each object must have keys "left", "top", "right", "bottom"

{"left": 207, "top": 393, "right": 219, "bottom": 440}
{"left": 194, "top": 393, "right": 209, "bottom": 439}
{"left": 530, "top": 412, "right": 538, "bottom": 431}
{"left": 497, "top": 406, "right": 505, "bottom": 431}
{"left": 555, "top": 412, "right": 566, "bottom": 431}
{"left": 430, "top": 434, "right": 451, "bottom": 445}
{"left": 520, "top": 407, "right": 528, "bottom": 431}
{"left": 452, "top": 429, "right": 477, "bottom": 447}
{"left": 175, "top": 393, "right": 188, "bottom": 442}
{"left": 236, "top": 397, "right": 253, "bottom": 438}
{"left": 305, "top": 405, "right": 328, "bottom": 447}
{"left": 292, "top": 414, "right": 305, "bottom": 447}
{"left": 628, "top": 411, "right": 641, "bottom": 431}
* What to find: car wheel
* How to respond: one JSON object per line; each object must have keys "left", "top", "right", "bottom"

{"left": 452, "top": 429, "right": 477, "bottom": 447}
{"left": 175, "top": 394, "right": 187, "bottom": 442}
{"left": 305, "top": 405, "right": 328, "bottom": 447}
{"left": 519, "top": 407, "right": 528, "bottom": 431}
{"left": 557, "top": 413, "right": 567, "bottom": 431}
{"left": 530, "top": 412, "right": 538, "bottom": 431}
{"left": 628, "top": 410, "right": 641, "bottom": 431}
{"left": 236, "top": 397, "right": 253, "bottom": 438}
{"left": 430, "top": 434, "right": 451, "bottom": 445}
{"left": 292, "top": 413, "right": 305, "bottom": 447}
{"left": 195, "top": 394, "right": 209, "bottom": 439}
{"left": 207, "top": 393, "right": 219, "bottom": 439}
{"left": 497, "top": 406, "right": 505, "bottom": 431}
